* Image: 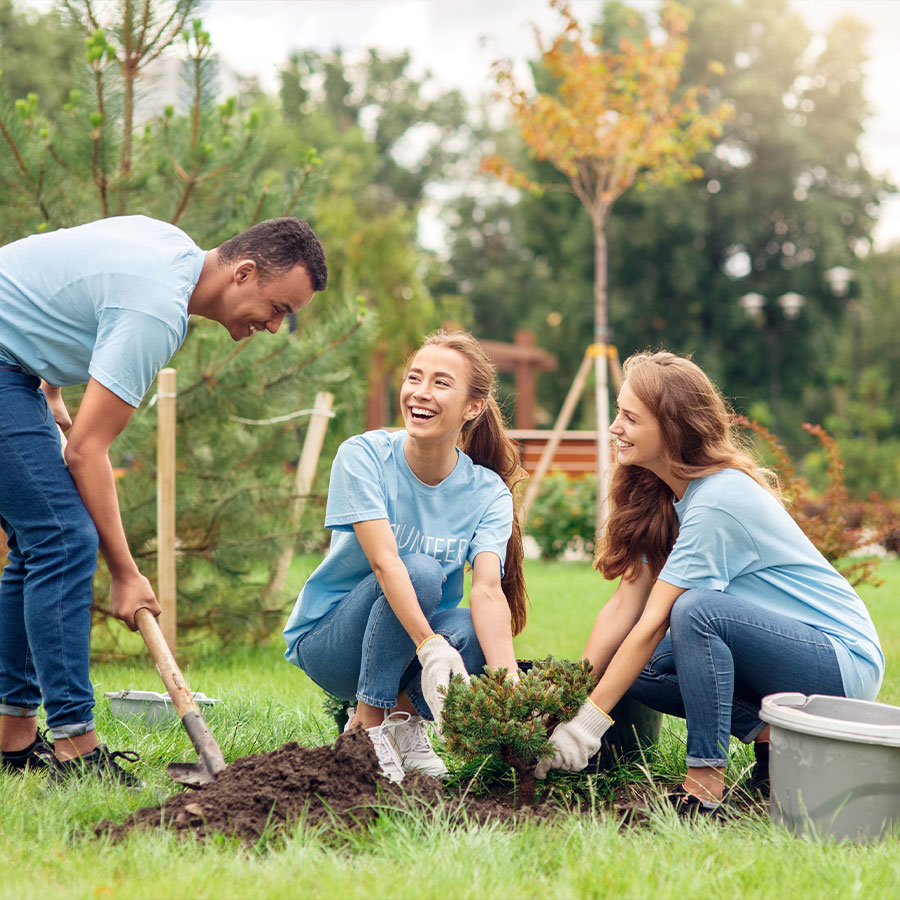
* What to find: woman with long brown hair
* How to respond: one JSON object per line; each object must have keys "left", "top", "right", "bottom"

{"left": 284, "top": 329, "right": 527, "bottom": 782}
{"left": 537, "top": 351, "right": 883, "bottom": 814}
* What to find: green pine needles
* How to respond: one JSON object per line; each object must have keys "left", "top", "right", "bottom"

{"left": 441, "top": 657, "right": 595, "bottom": 804}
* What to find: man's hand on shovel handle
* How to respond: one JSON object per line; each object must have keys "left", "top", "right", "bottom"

{"left": 111, "top": 571, "right": 161, "bottom": 631}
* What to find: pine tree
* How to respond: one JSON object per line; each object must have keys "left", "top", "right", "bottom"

{"left": 441, "top": 657, "right": 595, "bottom": 805}
{"left": 0, "top": 1, "right": 366, "bottom": 642}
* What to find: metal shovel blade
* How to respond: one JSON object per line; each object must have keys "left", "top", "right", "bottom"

{"left": 166, "top": 761, "right": 222, "bottom": 788}
{"left": 166, "top": 709, "right": 228, "bottom": 788}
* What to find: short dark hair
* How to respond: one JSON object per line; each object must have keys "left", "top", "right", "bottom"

{"left": 217, "top": 218, "right": 327, "bottom": 290}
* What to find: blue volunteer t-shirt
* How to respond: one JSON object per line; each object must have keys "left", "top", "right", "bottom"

{"left": 0, "top": 216, "right": 205, "bottom": 406}
{"left": 659, "top": 469, "right": 884, "bottom": 700}
{"left": 283, "top": 429, "right": 513, "bottom": 660}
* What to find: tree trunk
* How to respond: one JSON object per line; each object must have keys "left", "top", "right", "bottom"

{"left": 118, "top": 2, "right": 135, "bottom": 214}
{"left": 593, "top": 213, "right": 612, "bottom": 537}
{"left": 503, "top": 751, "right": 538, "bottom": 806}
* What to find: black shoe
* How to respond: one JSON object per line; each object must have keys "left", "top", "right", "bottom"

{"left": 667, "top": 785, "right": 725, "bottom": 819}
{"left": 746, "top": 741, "right": 770, "bottom": 799}
{"left": 1, "top": 730, "right": 56, "bottom": 773}
{"left": 50, "top": 745, "right": 141, "bottom": 788}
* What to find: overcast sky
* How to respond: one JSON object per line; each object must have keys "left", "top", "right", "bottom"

{"left": 22, "top": 0, "right": 899, "bottom": 246}
{"left": 198, "top": 0, "right": 900, "bottom": 249}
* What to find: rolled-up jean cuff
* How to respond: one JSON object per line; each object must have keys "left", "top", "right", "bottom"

{"left": 685, "top": 755, "right": 729, "bottom": 769}
{"left": 355, "top": 693, "right": 396, "bottom": 710}
{"left": 49, "top": 719, "right": 95, "bottom": 740}
{"left": 0, "top": 704, "right": 39, "bottom": 717}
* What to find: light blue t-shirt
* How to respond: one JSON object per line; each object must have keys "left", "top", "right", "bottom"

{"left": 659, "top": 469, "right": 884, "bottom": 700}
{"left": 283, "top": 429, "right": 513, "bottom": 660}
{"left": 0, "top": 216, "right": 205, "bottom": 407}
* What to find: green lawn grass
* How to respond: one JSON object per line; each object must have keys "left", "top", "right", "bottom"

{"left": 2, "top": 556, "right": 899, "bottom": 900}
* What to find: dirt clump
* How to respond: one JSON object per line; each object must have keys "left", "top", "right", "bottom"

{"left": 94, "top": 730, "right": 549, "bottom": 845}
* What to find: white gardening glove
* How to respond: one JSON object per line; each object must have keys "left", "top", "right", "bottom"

{"left": 535, "top": 699, "right": 614, "bottom": 779}
{"left": 416, "top": 634, "right": 469, "bottom": 730}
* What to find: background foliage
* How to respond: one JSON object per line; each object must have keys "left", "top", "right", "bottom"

{"left": 1, "top": 0, "right": 898, "bottom": 637}
{"left": 436, "top": 0, "right": 895, "bottom": 461}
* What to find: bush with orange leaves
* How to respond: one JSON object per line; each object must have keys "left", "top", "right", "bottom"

{"left": 735, "top": 417, "right": 900, "bottom": 588}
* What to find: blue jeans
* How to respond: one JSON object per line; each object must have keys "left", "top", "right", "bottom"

{"left": 625, "top": 588, "right": 845, "bottom": 767}
{"left": 295, "top": 553, "right": 485, "bottom": 719}
{"left": 0, "top": 367, "right": 99, "bottom": 738}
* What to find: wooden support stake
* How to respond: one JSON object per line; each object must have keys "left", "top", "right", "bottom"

{"left": 265, "top": 391, "right": 335, "bottom": 599}
{"left": 519, "top": 351, "right": 594, "bottom": 524}
{"left": 156, "top": 368, "right": 177, "bottom": 654}
{"left": 609, "top": 345, "right": 624, "bottom": 392}
{"left": 594, "top": 348, "right": 612, "bottom": 535}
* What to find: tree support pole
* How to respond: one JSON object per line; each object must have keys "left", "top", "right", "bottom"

{"left": 265, "top": 391, "right": 335, "bottom": 599}
{"left": 594, "top": 340, "right": 612, "bottom": 537}
{"left": 518, "top": 344, "right": 622, "bottom": 529}
{"left": 156, "top": 367, "right": 177, "bottom": 654}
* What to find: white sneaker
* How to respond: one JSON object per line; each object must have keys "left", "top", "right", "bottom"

{"left": 386, "top": 711, "right": 449, "bottom": 778}
{"left": 365, "top": 719, "right": 405, "bottom": 783}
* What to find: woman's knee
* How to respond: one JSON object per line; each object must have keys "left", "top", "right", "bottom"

{"left": 402, "top": 554, "right": 445, "bottom": 609}
{"left": 431, "top": 608, "right": 485, "bottom": 673}
{"left": 669, "top": 588, "right": 723, "bottom": 636}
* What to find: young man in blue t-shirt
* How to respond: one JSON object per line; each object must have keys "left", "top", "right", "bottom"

{"left": 0, "top": 215, "right": 327, "bottom": 783}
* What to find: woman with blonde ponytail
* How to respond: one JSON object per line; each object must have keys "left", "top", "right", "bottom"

{"left": 537, "top": 351, "right": 883, "bottom": 816}
{"left": 283, "top": 330, "right": 527, "bottom": 783}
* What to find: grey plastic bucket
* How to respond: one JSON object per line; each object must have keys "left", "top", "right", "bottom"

{"left": 760, "top": 692, "right": 900, "bottom": 842}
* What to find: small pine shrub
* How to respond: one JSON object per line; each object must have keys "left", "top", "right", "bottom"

{"left": 441, "top": 656, "right": 595, "bottom": 804}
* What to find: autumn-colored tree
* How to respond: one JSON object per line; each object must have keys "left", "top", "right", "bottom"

{"left": 483, "top": 0, "right": 732, "bottom": 530}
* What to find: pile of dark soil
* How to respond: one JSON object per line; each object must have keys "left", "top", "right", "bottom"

{"left": 96, "top": 730, "right": 756, "bottom": 846}
{"left": 94, "top": 730, "right": 557, "bottom": 845}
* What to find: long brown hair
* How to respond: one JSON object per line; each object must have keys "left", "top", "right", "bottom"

{"left": 595, "top": 351, "right": 777, "bottom": 581}
{"left": 412, "top": 330, "right": 529, "bottom": 635}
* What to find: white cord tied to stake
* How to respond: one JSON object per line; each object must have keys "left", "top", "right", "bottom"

{"left": 229, "top": 407, "right": 337, "bottom": 426}
{"left": 147, "top": 392, "right": 334, "bottom": 427}
{"left": 148, "top": 391, "right": 177, "bottom": 407}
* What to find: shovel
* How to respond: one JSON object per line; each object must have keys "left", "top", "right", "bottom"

{"left": 134, "top": 607, "right": 227, "bottom": 787}
{"left": 54, "top": 425, "right": 226, "bottom": 787}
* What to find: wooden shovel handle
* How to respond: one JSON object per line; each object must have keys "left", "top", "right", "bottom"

{"left": 135, "top": 607, "right": 200, "bottom": 719}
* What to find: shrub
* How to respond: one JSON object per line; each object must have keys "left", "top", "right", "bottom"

{"left": 525, "top": 472, "right": 596, "bottom": 560}
{"left": 441, "top": 656, "right": 595, "bottom": 804}
{"left": 806, "top": 436, "right": 900, "bottom": 500}
{"left": 736, "top": 418, "right": 900, "bottom": 587}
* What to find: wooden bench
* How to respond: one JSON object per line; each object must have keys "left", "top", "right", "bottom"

{"left": 508, "top": 430, "right": 599, "bottom": 478}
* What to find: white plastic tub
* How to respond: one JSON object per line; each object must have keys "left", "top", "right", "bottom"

{"left": 760, "top": 692, "right": 900, "bottom": 842}
{"left": 104, "top": 690, "right": 219, "bottom": 726}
